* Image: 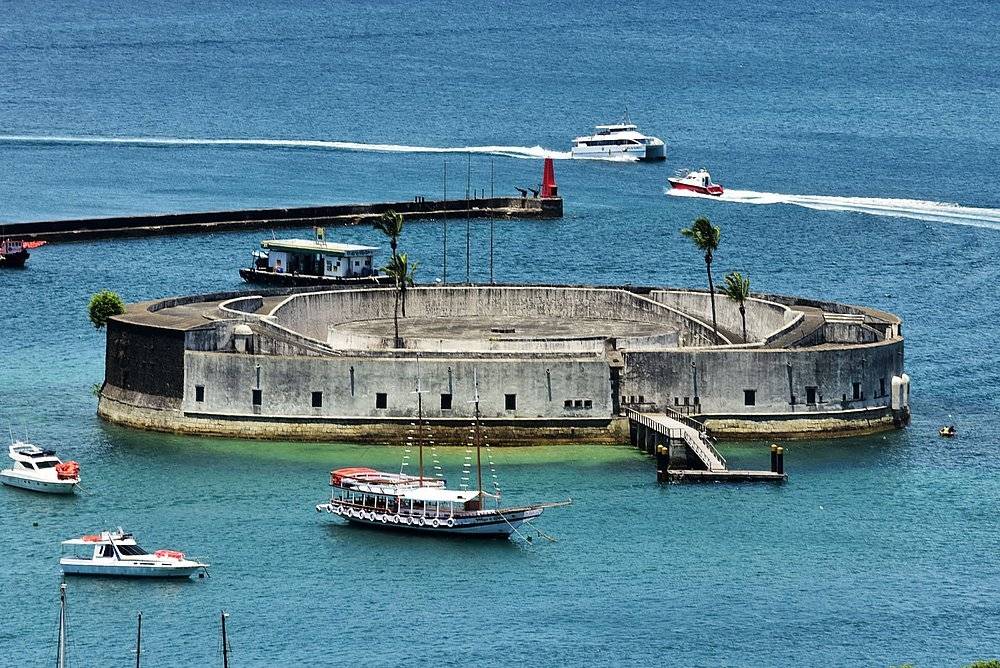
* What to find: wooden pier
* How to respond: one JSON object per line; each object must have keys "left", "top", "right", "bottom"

{"left": 624, "top": 406, "right": 787, "bottom": 483}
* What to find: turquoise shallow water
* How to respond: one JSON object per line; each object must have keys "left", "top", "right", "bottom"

{"left": 1, "top": 1, "right": 1000, "bottom": 666}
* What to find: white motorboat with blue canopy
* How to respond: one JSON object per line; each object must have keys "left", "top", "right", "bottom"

{"left": 0, "top": 442, "right": 79, "bottom": 494}
{"left": 60, "top": 529, "right": 208, "bottom": 578}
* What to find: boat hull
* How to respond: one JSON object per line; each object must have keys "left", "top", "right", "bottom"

{"left": 571, "top": 144, "right": 666, "bottom": 162}
{"left": 60, "top": 560, "right": 204, "bottom": 578}
{"left": 0, "top": 471, "right": 77, "bottom": 494}
{"left": 0, "top": 250, "right": 29, "bottom": 268}
{"left": 239, "top": 267, "right": 390, "bottom": 288}
{"left": 668, "top": 179, "right": 724, "bottom": 196}
{"left": 317, "top": 504, "right": 544, "bottom": 537}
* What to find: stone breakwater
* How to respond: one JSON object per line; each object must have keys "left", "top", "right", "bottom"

{"left": 6, "top": 196, "right": 562, "bottom": 242}
{"left": 98, "top": 284, "right": 910, "bottom": 444}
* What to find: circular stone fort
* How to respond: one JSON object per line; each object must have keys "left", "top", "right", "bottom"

{"left": 98, "top": 284, "right": 911, "bottom": 444}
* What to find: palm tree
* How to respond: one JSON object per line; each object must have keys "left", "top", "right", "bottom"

{"left": 373, "top": 210, "right": 405, "bottom": 261}
{"left": 374, "top": 209, "right": 406, "bottom": 313}
{"left": 383, "top": 253, "right": 418, "bottom": 348}
{"left": 722, "top": 271, "right": 751, "bottom": 343}
{"left": 680, "top": 216, "right": 722, "bottom": 342}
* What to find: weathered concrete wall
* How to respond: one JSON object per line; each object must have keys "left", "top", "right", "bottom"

{"left": 649, "top": 289, "right": 795, "bottom": 343}
{"left": 99, "top": 390, "right": 624, "bottom": 445}
{"left": 272, "top": 286, "right": 718, "bottom": 347}
{"left": 104, "top": 319, "right": 185, "bottom": 400}
{"left": 621, "top": 339, "right": 903, "bottom": 414}
{"left": 182, "top": 351, "right": 613, "bottom": 422}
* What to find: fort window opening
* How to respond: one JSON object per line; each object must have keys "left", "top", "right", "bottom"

{"left": 806, "top": 387, "right": 817, "bottom": 405}
{"left": 440, "top": 393, "right": 452, "bottom": 410}
{"left": 505, "top": 394, "right": 517, "bottom": 410}
{"left": 376, "top": 393, "right": 388, "bottom": 409}
{"left": 312, "top": 391, "right": 323, "bottom": 408}
{"left": 879, "top": 377, "right": 886, "bottom": 397}
{"left": 252, "top": 389, "right": 262, "bottom": 406}
{"left": 574, "top": 399, "right": 583, "bottom": 408}
{"left": 744, "top": 389, "right": 756, "bottom": 406}
{"left": 564, "top": 399, "right": 573, "bottom": 408}
{"left": 584, "top": 399, "right": 593, "bottom": 408}
{"left": 852, "top": 382, "right": 862, "bottom": 400}
{"left": 195, "top": 385, "right": 205, "bottom": 402}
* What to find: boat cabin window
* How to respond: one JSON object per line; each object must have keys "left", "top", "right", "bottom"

{"left": 35, "top": 460, "right": 57, "bottom": 469}
{"left": 100, "top": 545, "right": 115, "bottom": 558}
{"left": 117, "top": 544, "right": 148, "bottom": 556}
{"left": 20, "top": 461, "right": 36, "bottom": 469}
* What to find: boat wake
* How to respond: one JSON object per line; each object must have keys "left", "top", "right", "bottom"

{"left": 0, "top": 133, "right": 638, "bottom": 161}
{"left": 667, "top": 187, "right": 1000, "bottom": 230}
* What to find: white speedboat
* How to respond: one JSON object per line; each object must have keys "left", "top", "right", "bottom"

{"left": 60, "top": 529, "right": 209, "bottom": 578}
{"left": 0, "top": 442, "right": 80, "bottom": 494}
{"left": 571, "top": 113, "right": 666, "bottom": 161}
{"left": 668, "top": 168, "right": 725, "bottom": 196}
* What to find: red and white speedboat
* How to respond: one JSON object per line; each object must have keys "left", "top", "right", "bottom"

{"left": 668, "top": 169, "right": 724, "bottom": 196}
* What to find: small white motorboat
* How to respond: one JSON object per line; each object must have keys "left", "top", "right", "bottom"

{"left": 0, "top": 442, "right": 80, "bottom": 494}
{"left": 60, "top": 529, "right": 209, "bottom": 578}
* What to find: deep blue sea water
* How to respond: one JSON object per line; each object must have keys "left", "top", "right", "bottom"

{"left": 1, "top": 1, "right": 999, "bottom": 665}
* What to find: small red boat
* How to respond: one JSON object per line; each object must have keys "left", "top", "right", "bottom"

{"left": 668, "top": 169, "right": 724, "bottom": 196}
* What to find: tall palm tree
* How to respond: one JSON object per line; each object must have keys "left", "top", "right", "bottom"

{"left": 373, "top": 209, "right": 405, "bottom": 260}
{"left": 373, "top": 209, "right": 406, "bottom": 312}
{"left": 680, "top": 216, "right": 722, "bottom": 342}
{"left": 722, "top": 271, "right": 751, "bottom": 343}
{"left": 383, "top": 253, "right": 418, "bottom": 348}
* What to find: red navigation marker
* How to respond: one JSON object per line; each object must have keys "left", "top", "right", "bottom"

{"left": 541, "top": 157, "right": 558, "bottom": 198}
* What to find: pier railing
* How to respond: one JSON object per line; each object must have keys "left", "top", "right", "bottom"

{"left": 624, "top": 407, "right": 727, "bottom": 471}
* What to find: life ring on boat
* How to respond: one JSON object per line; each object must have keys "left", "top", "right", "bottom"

{"left": 446, "top": 518, "right": 455, "bottom": 528}
{"left": 377, "top": 514, "right": 387, "bottom": 523}
{"left": 416, "top": 518, "right": 425, "bottom": 527}
{"left": 390, "top": 515, "right": 399, "bottom": 524}
{"left": 430, "top": 518, "right": 440, "bottom": 528}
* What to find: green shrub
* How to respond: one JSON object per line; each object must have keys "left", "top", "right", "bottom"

{"left": 88, "top": 290, "right": 126, "bottom": 330}
{"left": 967, "top": 661, "right": 1000, "bottom": 668}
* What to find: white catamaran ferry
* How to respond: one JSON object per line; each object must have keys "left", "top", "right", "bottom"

{"left": 316, "top": 375, "right": 567, "bottom": 538}
{"left": 571, "top": 112, "right": 666, "bottom": 161}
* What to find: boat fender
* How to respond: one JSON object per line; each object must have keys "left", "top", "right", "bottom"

{"left": 446, "top": 518, "right": 455, "bottom": 528}
{"left": 390, "top": 515, "right": 399, "bottom": 524}
{"left": 376, "top": 513, "right": 386, "bottom": 523}
{"left": 430, "top": 518, "right": 440, "bottom": 528}
{"left": 416, "top": 518, "right": 425, "bottom": 527}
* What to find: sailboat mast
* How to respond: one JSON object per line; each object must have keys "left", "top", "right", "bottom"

{"left": 57, "top": 583, "right": 67, "bottom": 668}
{"left": 135, "top": 611, "right": 142, "bottom": 668}
{"left": 417, "top": 389, "right": 424, "bottom": 487}
{"left": 221, "top": 611, "right": 230, "bottom": 668}
{"left": 474, "top": 372, "right": 483, "bottom": 495}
